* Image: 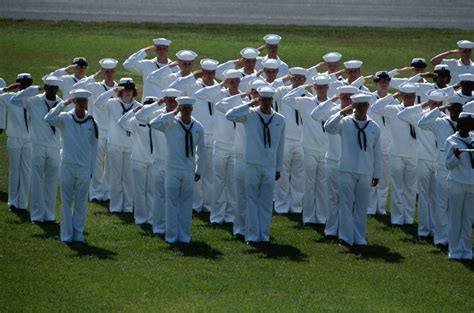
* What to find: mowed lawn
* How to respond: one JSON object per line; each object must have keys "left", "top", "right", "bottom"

{"left": 0, "top": 19, "right": 473, "bottom": 312}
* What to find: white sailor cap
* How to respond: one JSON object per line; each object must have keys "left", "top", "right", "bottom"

{"left": 99, "top": 58, "right": 118, "bottom": 69}
{"left": 200, "top": 59, "right": 219, "bottom": 71}
{"left": 70, "top": 88, "right": 92, "bottom": 99}
{"left": 176, "top": 50, "right": 198, "bottom": 61}
{"left": 457, "top": 40, "right": 474, "bottom": 49}
{"left": 163, "top": 88, "right": 182, "bottom": 98}
{"left": 289, "top": 67, "right": 308, "bottom": 77}
{"left": 344, "top": 60, "right": 363, "bottom": 69}
{"left": 263, "top": 34, "right": 281, "bottom": 45}
{"left": 336, "top": 85, "right": 358, "bottom": 95}
{"left": 323, "top": 52, "right": 342, "bottom": 63}
{"left": 399, "top": 82, "right": 417, "bottom": 93}
{"left": 350, "top": 93, "right": 372, "bottom": 104}
{"left": 176, "top": 96, "right": 195, "bottom": 106}
{"left": 16, "top": 73, "right": 32, "bottom": 80}
{"left": 42, "top": 75, "right": 61, "bottom": 86}
{"left": 447, "top": 96, "right": 466, "bottom": 105}
{"left": 426, "top": 89, "right": 447, "bottom": 102}
{"left": 250, "top": 78, "right": 269, "bottom": 90}
{"left": 434, "top": 64, "right": 450, "bottom": 73}
{"left": 240, "top": 47, "right": 259, "bottom": 59}
{"left": 118, "top": 77, "right": 136, "bottom": 89}
{"left": 262, "top": 59, "right": 279, "bottom": 70}
{"left": 72, "top": 57, "right": 88, "bottom": 66}
{"left": 153, "top": 38, "right": 171, "bottom": 46}
{"left": 223, "top": 69, "right": 242, "bottom": 79}
{"left": 143, "top": 96, "right": 158, "bottom": 104}
{"left": 411, "top": 58, "right": 427, "bottom": 68}
{"left": 312, "top": 74, "right": 331, "bottom": 85}
{"left": 459, "top": 73, "right": 474, "bottom": 82}
{"left": 458, "top": 112, "right": 474, "bottom": 120}
{"left": 257, "top": 86, "right": 276, "bottom": 98}
{"left": 0, "top": 78, "right": 5, "bottom": 88}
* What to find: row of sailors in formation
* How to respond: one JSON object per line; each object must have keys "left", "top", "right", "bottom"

{"left": 0, "top": 34, "right": 473, "bottom": 260}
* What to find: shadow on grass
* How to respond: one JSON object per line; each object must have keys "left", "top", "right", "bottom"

{"left": 373, "top": 214, "right": 419, "bottom": 238}
{"left": 110, "top": 212, "right": 134, "bottom": 224}
{"left": 193, "top": 211, "right": 210, "bottom": 224}
{"left": 31, "top": 222, "right": 60, "bottom": 240}
{"left": 90, "top": 199, "right": 110, "bottom": 210}
{"left": 341, "top": 244, "right": 404, "bottom": 263}
{"left": 8, "top": 209, "right": 30, "bottom": 224}
{"left": 245, "top": 241, "right": 308, "bottom": 262}
{"left": 138, "top": 223, "right": 155, "bottom": 237}
{"left": 66, "top": 242, "right": 118, "bottom": 260}
{"left": 166, "top": 241, "right": 223, "bottom": 260}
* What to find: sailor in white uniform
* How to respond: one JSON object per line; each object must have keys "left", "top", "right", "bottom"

{"left": 93, "top": 78, "right": 140, "bottom": 213}
{"left": 0, "top": 74, "right": 33, "bottom": 212}
{"left": 216, "top": 48, "right": 260, "bottom": 91}
{"left": 46, "top": 57, "right": 88, "bottom": 99}
{"left": 123, "top": 37, "right": 176, "bottom": 101}
{"left": 10, "top": 76, "right": 63, "bottom": 223}
{"left": 44, "top": 89, "right": 98, "bottom": 242}
{"left": 226, "top": 86, "right": 285, "bottom": 243}
{"left": 444, "top": 112, "right": 474, "bottom": 260}
{"left": 431, "top": 40, "right": 474, "bottom": 85}
{"left": 282, "top": 74, "right": 331, "bottom": 224}
{"left": 150, "top": 96, "right": 205, "bottom": 243}
{"left": 255, "top": 34, "right": 289, "bottom": 78}
{"left": 325, "top": 93, "right": 381, "bottom": 246}
{"left": 73, "top": 58, "right": 119, "bottom": 201}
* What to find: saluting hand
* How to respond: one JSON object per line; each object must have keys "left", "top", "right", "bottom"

{"left": 144, "top": 45, "right": 155, "bottom": 53}
{"left": 169, "top": 61, "right": 179, "bottom": 68}
{"left": 193, "top": 70, "right": 203, "bottom": 79}
{"left": 340, "top": 104, "right": 353, "bottom": 116}
{"left": 94, "top": 68, "right": 105, "bottom": 79}
{"left": 4, "top": 83, "right": 21, "bottom": 91}
{"left": 133, "top": 105, "right": 143, "bottom": 113}
{"left": 453, "top": 147, "right": 462, "bottom": 158}
{"left": 65, "top": 64, "right": 77, "bottom": 73}
{"left": 257, "top": 44, "right": 266, "bottom": 52}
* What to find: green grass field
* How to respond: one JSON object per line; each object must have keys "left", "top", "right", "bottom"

{"left": 0, "top": 19, "right": 473, "bottom": 312}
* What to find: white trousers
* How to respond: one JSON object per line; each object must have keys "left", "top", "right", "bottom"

{"left": 165, "top": 167, "right": 194, "bottom": 243}
{"left": 7, "top": 137, "right": 31, "bottom": 209}
{"left": 447, "top": 181, "right": 473, "bottom": 260}
{"left": 434, "top": 167, "right": 449, "bottom": 245}
{"left": 233, "top": 153, "right": 247, "bottom": 236}
{"left": 417, "top": 159, "right": 437, "bottom": 237}
{"left": 193, "top": 142, "right": 213, "bottom": 211}
{"left": 59, "top": 163, "right": 90, "bottom": 242}
{"left": 245, "top": 163, "right": 275, "bottom": 242}
{"left": 390, "top": 156, "right": 417, "bottom": 225}
{"left": 89, "top": 137, "right": 110, "bottom": 201}
{"left": 210, "top": 144, "right": 237, "bottom": 224}
{"left": 152, "top": 161, "right": 166, "bottom": 234}
{"left": 324, "top": 159, "right": 340, "bottom": 236}
{"left": 30, "top": 144, "right": 60, "bottom": 222}
{"left": 107, "top": 145, "right": 134, "bottom": 213}
{"left": 132, "top": 160, "right": 154, "bottom": 224}
{"left": 302, "top": 150, "right": 327, "bottom": 224}
{"left": 367, "top": 152, "right": 390, "bottom": 215}
{"left": 274, "top": 139, "right": 304, "bottom": 213}
{"left": 338, "top": 171, "right": 371, "bottom": 246}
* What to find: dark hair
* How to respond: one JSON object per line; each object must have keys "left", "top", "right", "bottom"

{"left": 117, "top": 88, "right": 138, "bottom": 98}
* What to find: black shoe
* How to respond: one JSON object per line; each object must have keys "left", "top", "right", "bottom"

{"left": 338, "top": 239, "right": 351, "bottom": 247}
{"left": 43, "top": 220, "right": 58, "bottom": 225}
{"left": 325, "top": 235, "right": 338, "bottom": 240}
{"left": 30, "top": 220, "right": 42, "bottom": 224}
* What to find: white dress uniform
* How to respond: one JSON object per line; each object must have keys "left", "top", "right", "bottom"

{"left": 118, "top": 110, "right": 154, "bottom": 224}
{"left": 11, "top": 84, "right": 62, "bottom": 222}
{"left": 0, "top": 89, "right": 31, "bottom": 210}
{"left": 367, "top": 91, "right": 392, "bottom": 215}
{"left": 283, "top": 85, "right": 329, "bottom": 224}
{"left": 371, "top": 94, "right": 418, "bottom": 225}
{"left": 441, "top": 40, "right": 474, "bottom": 84}
{"left": 255, "top": 34, "right": 289, "bottom": 78}
{"left": 146, "top": 64, "right": 182, "bottom": 90}
{"left": 195, "top": 83, "right": 238, "bottom": 224}
{"left": 273, "top": 76, "right": 309, "bottom": 214}
{"left": 135, "top": 103, "right": 170, "bottom": 235}
{"left": 417, "top": 100, "right": 474, "bottom": 244}
{"left": 226, "top": 94, "right": 285, "bottom": 242}
{"left": 325, "top": 103, "right": 381, "bottom": 245}
{"left": 216, "top": 93, "right": 247, "bottom": 236}
{"left": 123, "top": 41, "right": 176, "bottom": 101}
{"left": 444, "top": 128, "right": 474, "bottom": 260}
{"left": 150, "top": 105, "right": 205, "bottom": 243}
{"left": 170, "top": 68, "right": 218, "bottom": 211}
{"left": 44, "top": 93, "right": 98, "bottom": 242}
{"left": 93, "top": 87, "right": 139, "bottom": 213}
{"left": 46, "top": 58, "right": 88, "bottom": 99}
{"left": 73, "top": 75, "right": 117, "bottom": 201}
{"left": 398, "top": 104, "right": 438, "bottom": 237}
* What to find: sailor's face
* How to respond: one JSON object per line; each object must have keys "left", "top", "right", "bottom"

{"left": 44, "top": 84, "right": 59, "bottom": 96}
{"left": 180, "top": 105, "right": 193, "bottom": 118}
{"left": 179, "top": 60, "right": 193, "bottom": 73}
{"left": 346, "top": 68, "right": 360, "bottom": 80}
{"left": 74, "top": 65, "right": 87, "bottom": 76}
{"left": 402, "top": 92, "right": 416, "bottom": 106}
{"left": 435, "top": 72, "right": 450, "bottom": 85}
{"left": 326, "top": 62, "right": 338, "bottom": 73}
{"left": 354, "top": 102, "right": 369, "bottom": 115}
{"left": 339, "top": 93, "right": 353, "bottom": 105}
{"left": 74, "top": 98, "right": 88, "bottom": 110}
{"left": 165, "top": 97, "right": 177, "bottom": 111}
{"left": 266, "top": 44, "right": 278, "bottom": 55}
{"left": 121, "top": 88, "right": 134, "bottom": 99}
{"left": 264, "top": 68, "right": 278, "bottom": 80}
{"left": 228, "top": 78, "right": 240, "bottom": 90}
{"left": 460, "top": 48, "right": 472, "bottom": 59}
{"left": 448, "top": 104, "right": 463, "bottom": 119}
{"left": 154, "top": 45, "right": 169, "bottom": 57}
{"left": 242, "top": 58, "right": 257, "bottom": 70}
{"left": 291, "top": 74, "right": 306, "bottom": 87}
{"left": 376, "top": 79, "right": 390, "bottom": 90}
{"left": 314, "top": 84, "right": 329, "bottom": 94}
{"left": 412, "top": 67, "right": 426, "bottom": 74}
{"left": 202, "top": 69, "right": 216, "bottom": 81}
{"left": 103, "top": 68, "right": 115, "bottom": 80}
{"left": 250, "top": 89, "right": 259, "bottom": 99}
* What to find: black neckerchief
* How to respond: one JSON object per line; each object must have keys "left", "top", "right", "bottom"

{"left": 199, "top": 82, "right": 213, "bottom": 116}
{"left": 43, "top": 99, "right": 59, "bottom": 134}
{"left": 273, "top": 100, "right": 279, "bottom": 112}
{"left": 409, "top": 124, "right": 417, "bottom": 140}
{"left": 155, "top": 62, "right": 161, "bottom": 69}
{"left": 375, "top": 93, "right": 386, "bottom": 125}
{"left": 139, "top": 123, "right": 154, "bottom": 154}
{"left": 120, "top": 101, "right": 134, "bottom": 136}
{"left": 295, "top": 93, "right": 305, "bottom": 125}
{"left": 352, "top": 118, "right": 371, "bottom": 151}
{"left": 23, "top": 108, "right": 29, "bottom": 132}
{"left": 456, "top": 137, "right": 474, "bottom": 169}
{"left": 72, "top": 76, "right": 78, "bottom": 83}
{"left": 72, "top": 115, "right": 98, "bottom": 139}
{"left": 447, "top": 119, "right": 457, "bottom": 133}
{"left": 257, "top": 111, "right": 275, "bottom": 148}
{"left": 178, "top": 120, "right": 194, "bottom": 158}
